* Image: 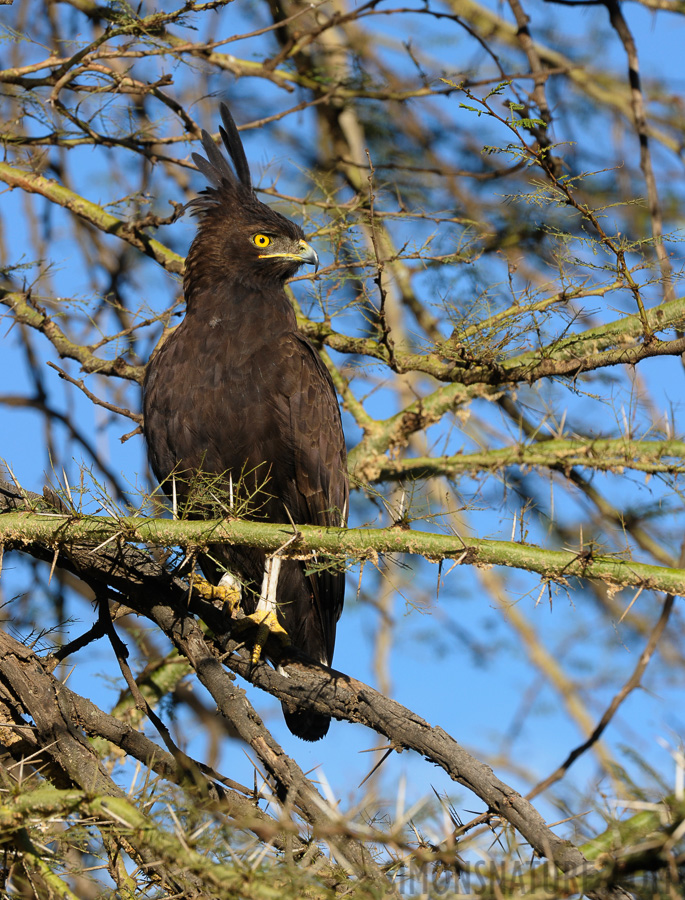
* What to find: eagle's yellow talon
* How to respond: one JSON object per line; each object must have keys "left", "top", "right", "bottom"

{"left": 231, "top": 608, "right": 290, "bottom": 664}
{"left": 189, "top": 576, "right": 241, "bottom": 614}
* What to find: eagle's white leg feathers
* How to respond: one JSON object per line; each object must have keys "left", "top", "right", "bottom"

{"left": 219, "top": 570, "right": 242, "bottom": 595}
{"left": 257, "top": 555, "right": 281, "bottom": 617}
{"left": 250, "top": 555, "right": 289, "bottom": 664}
{"left": 225, "top": 553, "right": 290, "bottom": 664}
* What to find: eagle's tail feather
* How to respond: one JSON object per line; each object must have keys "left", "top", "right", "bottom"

{"left": 282, "top": 707, "right": 331, "bottom": 742}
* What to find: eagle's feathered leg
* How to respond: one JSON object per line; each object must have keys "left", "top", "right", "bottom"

{"left": 190, "top": 561, "right": 290, "bottom": 663}
{"left": 233, "top": 554, "right": 291, "bottom": 665}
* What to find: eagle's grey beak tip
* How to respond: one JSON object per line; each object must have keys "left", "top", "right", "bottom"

{"left": 300, "top": 241, "right": 319, "bottom": 273}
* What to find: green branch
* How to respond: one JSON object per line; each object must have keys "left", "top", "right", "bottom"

{"left": 371, "top": 437, "right": 685, "bottom": 480}
{"left": 0, "top": 785, "right": 271, "bottom": 900}
{"left": 3, "top": 511, "right": 684, "bottom": 595}
{"left": 415, "top": 296, "right": 685, "bottom": 383}
{"left": 349, "top": 295, "right": 685, "bottom": 467}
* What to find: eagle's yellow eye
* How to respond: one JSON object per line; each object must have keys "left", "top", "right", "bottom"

{"left": 252, "top": 234, "right": 271, "bottom": 248}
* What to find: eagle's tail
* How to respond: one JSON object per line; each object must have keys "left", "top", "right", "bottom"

{"left": 282, "top": 707, "right": 330, "bottom": 742}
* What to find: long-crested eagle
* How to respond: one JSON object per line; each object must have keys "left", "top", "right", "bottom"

{"left": 143, "top": 104, "right": 348, "bottom": 741}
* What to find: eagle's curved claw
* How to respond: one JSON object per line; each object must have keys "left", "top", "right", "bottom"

{"left": 189, "top": 575, "right": 241, "bottom": 614}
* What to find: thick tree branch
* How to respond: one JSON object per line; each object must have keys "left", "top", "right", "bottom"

{"left": 0, "top": 631, "right": 212, "bottom": 898}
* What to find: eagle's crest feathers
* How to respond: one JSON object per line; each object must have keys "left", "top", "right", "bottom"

{"left": 219, "top": 104, "right": 252, "bottom": 189}
{"left": 189, "top": 105, "right": 256, "bottom": 214}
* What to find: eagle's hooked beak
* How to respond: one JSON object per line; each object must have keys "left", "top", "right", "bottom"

{"left": 296, "top": 240, "right": 319, "bottom": 272}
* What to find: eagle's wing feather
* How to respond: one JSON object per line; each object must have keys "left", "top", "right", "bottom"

{"left": 280, "top": 334, "right": 347, "bottom": 662}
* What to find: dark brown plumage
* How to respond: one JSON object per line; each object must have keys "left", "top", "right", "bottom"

{"left": 143, "top": 104, "right": 348, "bottom": 741}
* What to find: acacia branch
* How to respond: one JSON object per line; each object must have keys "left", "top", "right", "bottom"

{"left": 0, "top": 632, "right": 212, "bottom": 897}
{"left": 0, "top": 504, "right": 626, "bottom": 897}
{"left": 300, "top": 292, "right": 685, "bottom": 381}
{"left": 371, "top": 437, "right": 685, "bottom": 479}
{"left": 0, "top": 782, "right": 260, "bottom": 899}
{"left": 2, "top": 508, "right": 684, "bottom": 595}
{"left": 348, "top": 295, "right": 685, "bottom": 464}
{"left": 0, "top": 484, "right": 393, "bottom": 888}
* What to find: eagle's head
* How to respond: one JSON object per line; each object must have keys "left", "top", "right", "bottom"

{"left": 184, "top": 105, "right": 318, "bottom": 293}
